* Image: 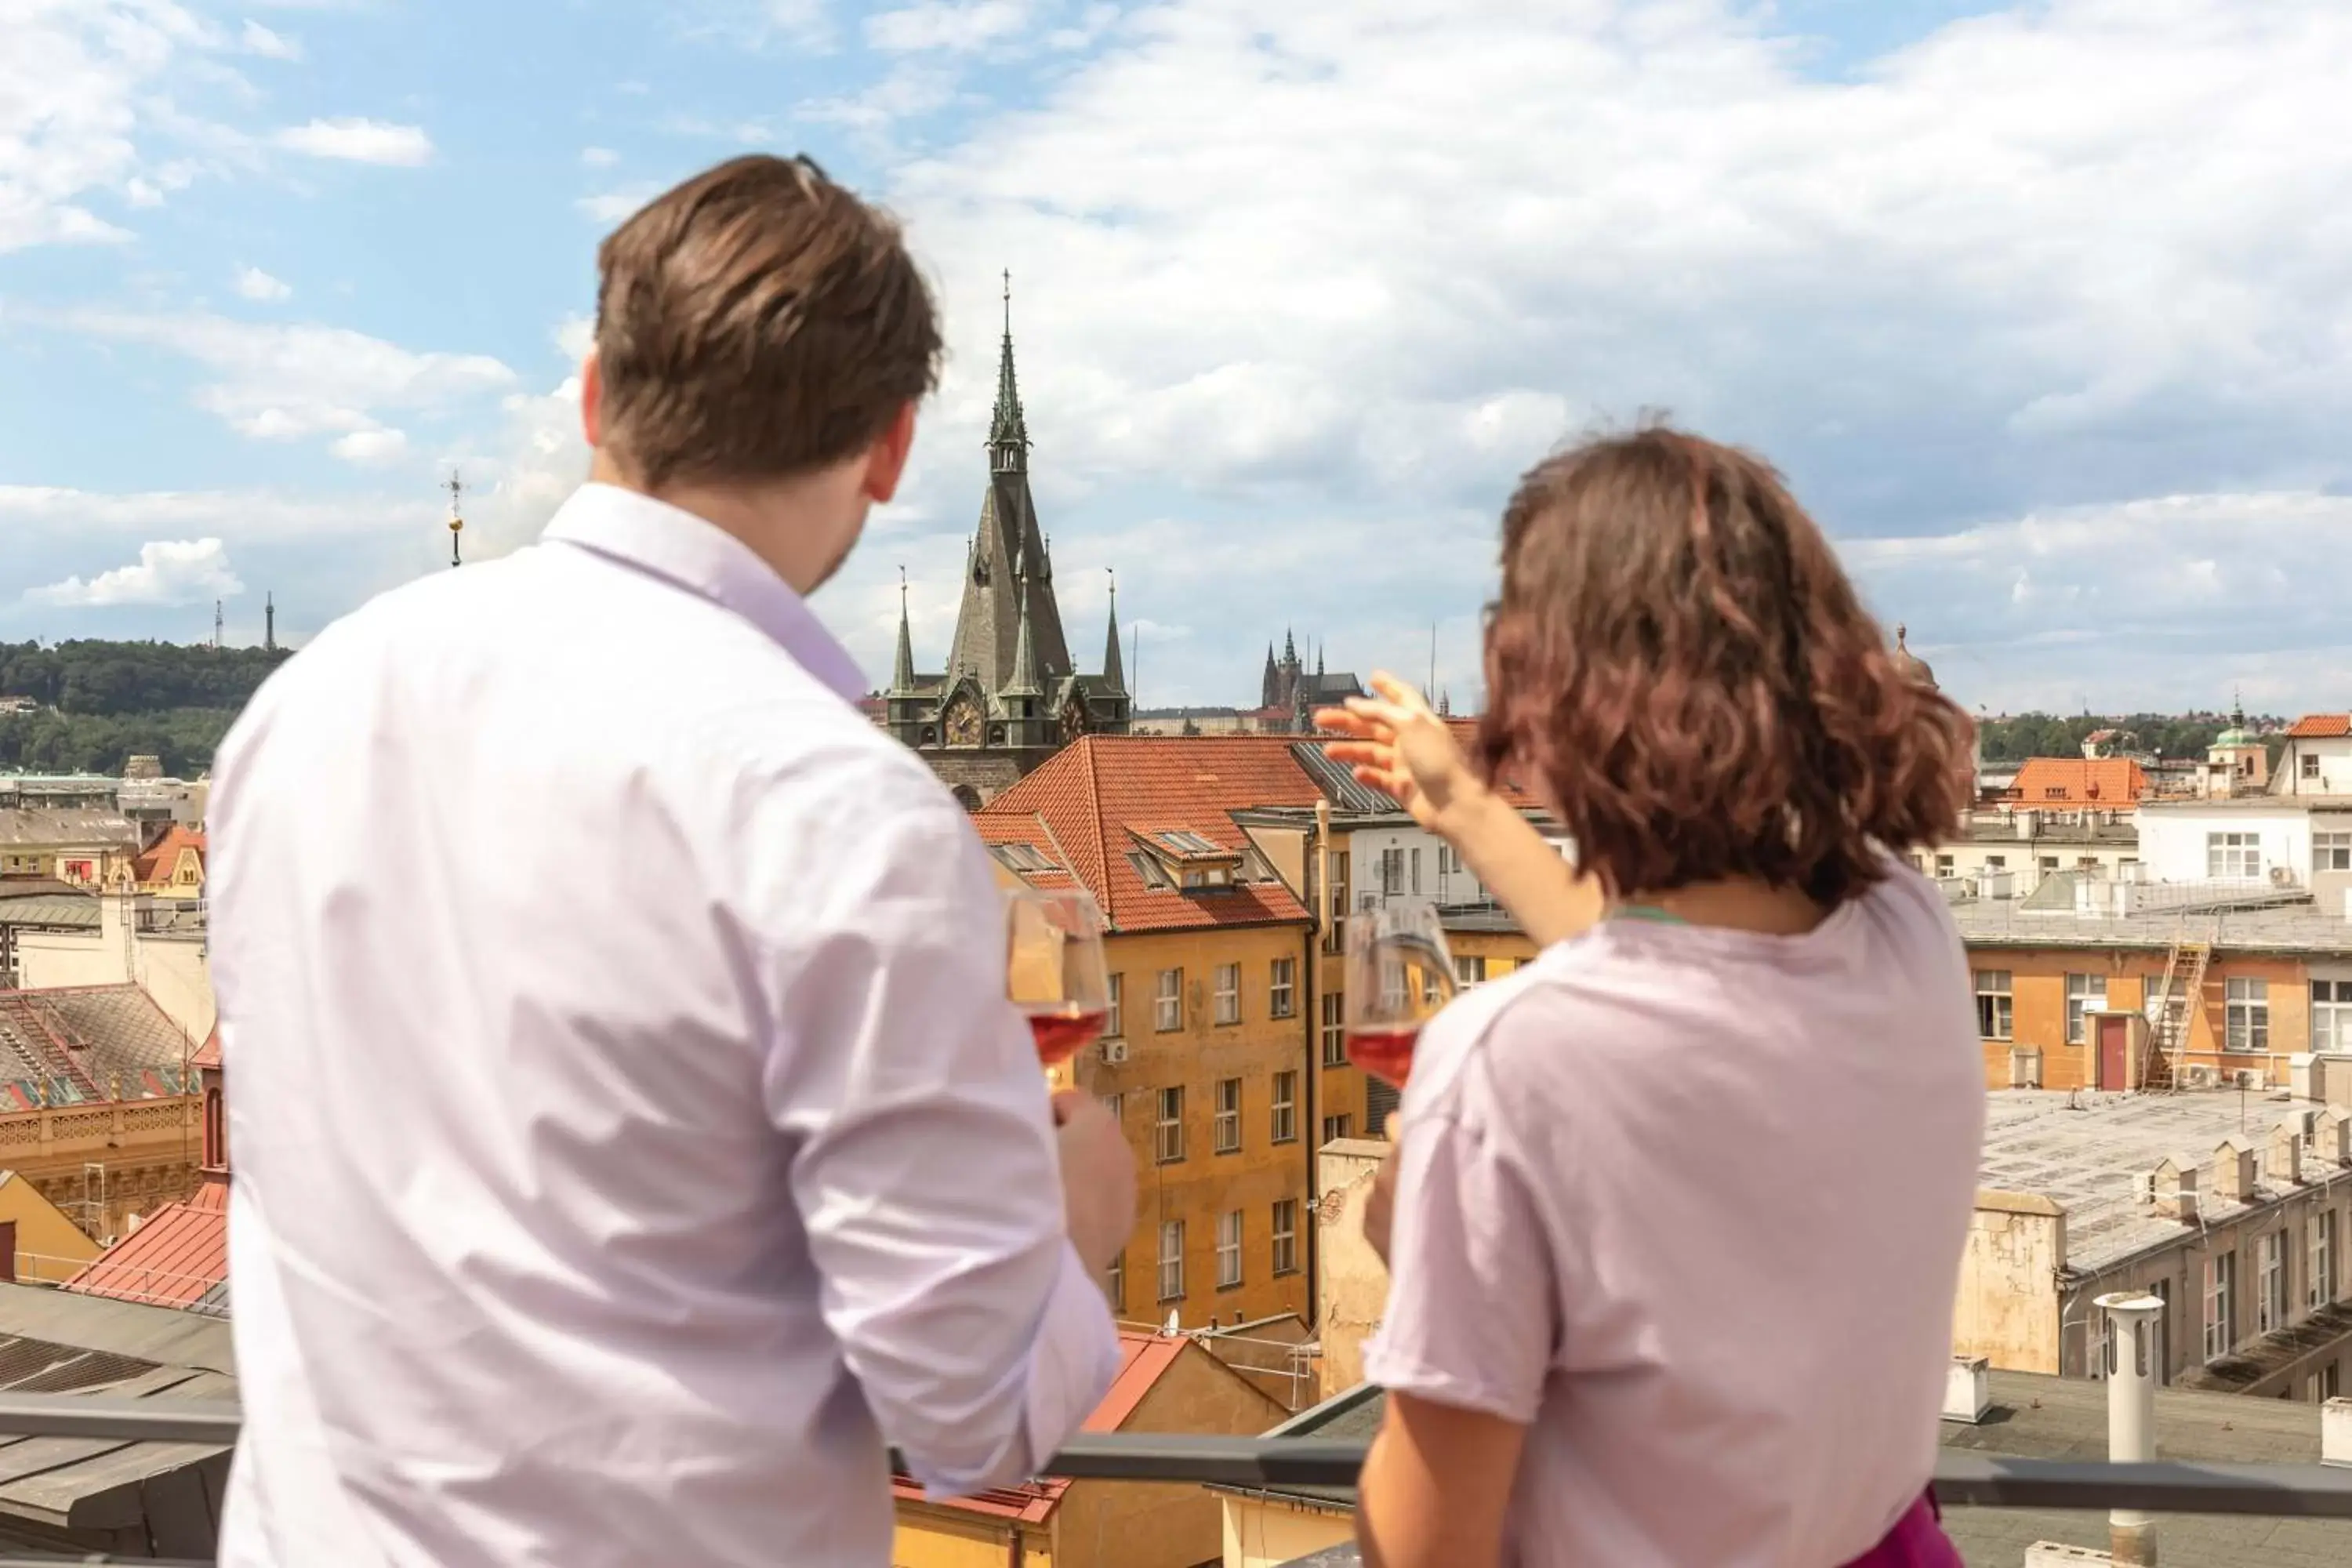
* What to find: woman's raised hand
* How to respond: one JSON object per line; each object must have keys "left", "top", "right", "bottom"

{"left": 1316, "top": 672, "right": 1483, "bottom": 833}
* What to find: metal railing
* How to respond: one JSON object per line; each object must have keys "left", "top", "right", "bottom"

{"left": 2, "top": 1394, "right": 2350, "bottom": 1563}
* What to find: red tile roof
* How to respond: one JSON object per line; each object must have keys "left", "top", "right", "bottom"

{"left": 2288, "top": 713, "right": 2351, "bottom": 739}
{"left": 2008, "top": 757, "right": 2150, "bottom": 804}
{"left": 191, "top": 1026, "right": 221, "bottom": 1072}
{"left": 64, "top": 1185, "right": 228, "bottom": 1311}
{"left": 131, "top": 825, "right": 205, "bottom": 885}
{"left": 891, "top": 1330, "right": 1192, "bottom": 1523}
{"left": 982, "top": 737, "right": 1322, "bottom": 934}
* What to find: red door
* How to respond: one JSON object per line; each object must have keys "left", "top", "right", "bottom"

{"left": 2098, "top": 1014, "right": 2130, "bottom": 1090}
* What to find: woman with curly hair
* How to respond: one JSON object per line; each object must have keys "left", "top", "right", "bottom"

{"left": 1319, "top": 427, "right": 1983, "bottom": 1568}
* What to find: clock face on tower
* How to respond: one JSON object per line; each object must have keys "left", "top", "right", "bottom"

{"left": 1060, "top": 695, "right": 1088, "bottom": 739}
{"left": 945, "top": 692, "right": 984, "bottom": 747}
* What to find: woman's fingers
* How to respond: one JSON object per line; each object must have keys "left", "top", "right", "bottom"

{"left": 1367, "top": 671, "right": 1433, "bottom": 717}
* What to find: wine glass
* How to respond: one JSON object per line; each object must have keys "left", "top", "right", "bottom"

{"left": 1004, "top": 884, "right": 1112, "bottom": 1080}
{"left": 1344, "top": 903, "right": 1457, "bottom": 1089}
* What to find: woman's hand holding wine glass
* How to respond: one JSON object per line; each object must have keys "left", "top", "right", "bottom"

{"left": 1002, "top": 884, "right": 1112, "bottom": 1086}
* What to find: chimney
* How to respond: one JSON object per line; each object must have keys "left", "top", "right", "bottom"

{"left": 2325, "top": 1397, "right": 2352, "bottom": 1468}
{"left": 2097, "top": 1292, "right": 2165, "bottom": 1566}
{"left": 2212, "top": 1136, "right": 2256, "bottom": 1203}
{"left": 2270, "top": 1120, "right": 2307, "bottom": 1186}
{"left": 2315, "top": 1108, "right": 2352, "bottom": 1167}
{"left": 1941, "top": 1356, "right": 1991, "bottom": 1424}
{"left": 2149, "top": 1158, "right": 2198, "bottom": 1222}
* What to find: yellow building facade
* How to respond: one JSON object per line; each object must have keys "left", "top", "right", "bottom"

{"left": 0, "top": 1168, "right": 103, "bottom": 1283}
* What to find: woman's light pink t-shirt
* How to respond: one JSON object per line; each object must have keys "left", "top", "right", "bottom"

{"left": 1363, "top": 862, "right": 1986, "bottom": 1567}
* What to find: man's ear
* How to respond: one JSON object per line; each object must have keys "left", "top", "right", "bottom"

{"left": 862, "top": 402, "right": 919, "bottom": 504}
{"left": 580, "top": 350, "right": 604, "bottom": 450}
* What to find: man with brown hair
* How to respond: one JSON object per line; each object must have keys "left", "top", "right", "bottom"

{"left": 209, "top": 155, "right": 1136, "bottom": 1567}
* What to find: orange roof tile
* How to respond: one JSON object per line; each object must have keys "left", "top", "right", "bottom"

{"left": 982, "top": 737, "right": 1322, "bottom": 934}
{"left": 1443, "top": 718, "right": 1541, "bottom": 810}
{"left": 890, "top": 1330, "right": 1192, "bottom": 1523}
{"left": 65, "top": 1196, "right": 227, "bottom": 1311}
{"left": 2008, "top": 757, "right": 2150, "bottom": 805}
{"left": 191, "top": 1027, "right": 221, "bottom": 1071}
{"left": 2288, "top": 713, "right": 2350, "bottom": 739}
{"left": 131, "top": 825, "right": 206, "bottom": 885}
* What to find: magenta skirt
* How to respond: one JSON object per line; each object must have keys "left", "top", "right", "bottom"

{"left": 1839, "top": 1491, "right": 1960, "bottom": 1568}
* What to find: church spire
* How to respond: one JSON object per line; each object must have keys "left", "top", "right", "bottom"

{"left": 891, "top": 568, "right": 916, "bottom": 694}
{"left": 987, "top": 269, "right": 1029, "bottom": 474}
{"left": 1005, "top": 568, "right": 1043, "bottom": 697}
{"left": 1102, "top": 568, "right": 1126, "bottom": 695}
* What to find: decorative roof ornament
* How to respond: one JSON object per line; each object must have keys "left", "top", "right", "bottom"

{"left": 986, "top": 269, "right": 1030, "bottom": 470}
{"left": 1891, "top": 623, "right": 1935, "bottom": 690}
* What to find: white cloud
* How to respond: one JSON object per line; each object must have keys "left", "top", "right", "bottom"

{"left": 234, "top": 264, "right": 291, "bottom": 301}
{"left": 576, "top": 184, "right": 659, "bottom": 223}
{"left": 580, "top": 146, "right": 619, "bottom": 167}
{"left": 0, "top": 483, "right": 434, "bottom": 544}
{"left": 273, "top": 117, "right": 433, "bottom": 165}
{"left": 553, "top": 314, "right": 594, "bottom": 363}
{"left": 330, "top": 428, "right": 408, "bottom": 463}
{"left": 240, "top": 20, "right": 301, "bottom": 60}
{"left": 25, "top": 539, "right": 243, "bottom": 608}
{"left": 866, "top": 1, "right": 1033, "bottom": 53}
{"left": 55, "top": 309, "right": 514, "bottom": 449}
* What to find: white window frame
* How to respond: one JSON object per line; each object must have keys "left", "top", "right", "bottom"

{"left": 2317, "top": 979, "right": 2352, "bottom": 1053}
{"left": 1156, "top": 1086, "right": 1185, "bottom": 1164}
{"left": 1156, "top": 967, "right": 1182, "bottom": 1032}
{"left": 2204, "top": 1250, "right": 2236, "bottom": 1359}
{"left": 2317, "top": 831, "right": 2352, "bottom": 873}
{"left": 2066, "top": 973, "right": 2106, "bottom": 1045}
{"left": 1456, "top": 954, "right": 1488, "bottom": 985}
{"left": 1105, "top": 973, "right": 1123, "bottom": 1039}
{"left": 1216, "top": 1210, "right": 1243, "bottom": 1289}
{"left": 1410, "top": 846, "right": 1422, "bottom": 895}
{"left": 1269, "top": 957, "right": 1295, "bottom": 1019}
{"left": 1322, "top": 1112, "right": 1353, "bottom": 1144}
{"left": 1214, "top": 1077, "right": 1241, "bottom": 1154}
{"left": 2207, "top": 831, "right": 2261, "bottom": 880}
{"left": 1270, "top": 1070, "right": 1297, "bottom": 1144}
{"left": 1271, "top": 1199, "right": 1298, "bottom": 1276}
{"left": 1975, "top": 971, "right": 2013, "bottom": 1040}
{"left": 1212, "top": 963, "right": 1240, "bottom": 1025}
{"left": 2258, "top": 1230, "right": 2288, "bottom": 1334}
{"left": 2305, "top": 752, "right": 2325, "bottom": 782}
{"left": 2310, "top": 1210, "right": 2336, "bottom": 1312}
{"left": 1320, "top": 992, "right": 1347, "bottom": 1067}
{"left": 2226, "top": 977, "right": 2270, "bottom": 1054}
{"left": 1158, "top": 1220, "right": 1184, "bottom": 1302}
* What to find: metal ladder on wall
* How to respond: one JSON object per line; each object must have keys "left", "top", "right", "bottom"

{"left": 2144, "top": 932, "right": 2212, "bottom": 1091}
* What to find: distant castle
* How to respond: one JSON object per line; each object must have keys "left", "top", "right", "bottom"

{"left": 883, "top": 281, "right": 1130, "bottom": 808}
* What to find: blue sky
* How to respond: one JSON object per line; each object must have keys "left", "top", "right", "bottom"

{"left": 5, "top": 0, "right": 2352, "bottom": 715}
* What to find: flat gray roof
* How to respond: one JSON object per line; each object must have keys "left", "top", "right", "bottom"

{"left": 1951, "top": 897, "right": 2352, "bottom": 955}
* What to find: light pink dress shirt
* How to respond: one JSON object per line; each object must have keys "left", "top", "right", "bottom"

{"left": 1366, "top": 862, "right": 1985, "bottom": 1566}
{"left": 209, "top": 484, "right": 1119, "bottom": 1567}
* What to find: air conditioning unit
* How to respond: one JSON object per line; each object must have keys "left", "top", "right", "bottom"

{"left": 1100, "top": 1039, "right": 1129, "bottom": 1066}
{"left": 2186, "top": 1065, "right": 2220, "bottom": 1089}
{"left": 2270, "top": 866, "right": 2296, "bottom": 887}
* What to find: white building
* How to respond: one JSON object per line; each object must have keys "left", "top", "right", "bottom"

{"left": 2280, "top": 716, "right": 2352, "bottom": 797}
{"left": 2135, "top": 799, "right": 2352, "bottom": 909}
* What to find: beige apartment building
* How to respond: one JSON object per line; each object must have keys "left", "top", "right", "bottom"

{"left": 1958, "top": 1082, "right": 2352, "bottom": 1400}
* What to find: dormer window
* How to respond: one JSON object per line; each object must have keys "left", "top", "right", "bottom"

{"left": 989, "top": 843, "right": 1056, "bottom": 873}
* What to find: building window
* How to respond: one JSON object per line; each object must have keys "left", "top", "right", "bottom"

{"left": 1214, "top": 1077, "right": 1241, "bottom": 1154}
{"left": 2317, "top": 980, "right": 2352, "bottom": 1052}
{"left": 1156, "top": 1087, "right": 1185, "bottom": 1164}
{"left": 1105, "top": 974, "right": 1124, "bottom": 1038}
{"left": 1270, "top": 1070, "right": 1297, "bottom": 1144}
{"left": 1322, "top": 1112, "right": 1353, "bottom": 1144}
{"left": 1272, "top": 1199, "right": 1298, "bottom": 1276}
{"left": 2311, "top": 1211, "right": 2336, "bottom": 1312}
{"left": 2039, "top": 855, "right": 2060, "bottom": 874}
{"left": 1107, "top": 1248, "right": 1125, "bottom": 1312}
{"left": 1934, "top": 854, "right": 1955, "bottom": 877}
{"left": 1158, "top": 1221, "right": 1185, "bottom": 1301}
{"left": 1216, "top": 1210, "right": 1243, "bottom": 1289}
{"left": 1321, "top": 993, "right": 1347, "bottom": 1067}
{"left": 1213, "top": 964, "right": 1240, "bottom": 1025}
{"left": 2306, "top": 753, "right": 2325, "bottom": 782}
{"left": 2258, "top": 1231, "right": 2289, "bottom": 1334}
{"left": 1410, "top": 847, "right": 1422, "bottom": 895}
{"left": 1456, "top": 954, "right": 1488, "bottom": 986}
{"left": 2066, "top": 974, "right": 2106, "bottom": 1045}
{"left": 2318, "top": 832, "right": 2352, "bottom": 873}
{"left": 2226, "top": 978, "right": 2270, "bottom": 1054}
{"left": 2207, "top": 831, "right": 2261, "bottom": 880}
{"left": 1269, "top": 957, "right": 1296, "bottom": 1019}
{"left": 1975, "top": 971, "right": 2013, "bottom": 1040}
{"left": 1378, "top": 847, "right": 1404, "bottom": 897}
{"left": 2204, "top": 1250, "right": 2236, "bottom": 1360}
{"left": 1100, "top": 1091, "right": 1123, "bottom": 1126}
{"left": 1156, "top": 968, "right": 1183, "bottom": 1032}
{"left": 2325, "top": 1363, "right": 2344, "bottom": 1402}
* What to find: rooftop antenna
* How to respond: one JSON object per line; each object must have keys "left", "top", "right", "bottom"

{"left": 264, "top": 592, "right": 276, "bottom": 652}
{"left": 1428, "top": 622, "right": 1437, "bottom": 704}
{"left": 1131, "top": 622, "right": 1141, "bottom": 712}
{"left": 446, "top": 471, "right": 466, "bottom": 568}
{"left": 212, "top": 601, "right": 223, "bottom": 650}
